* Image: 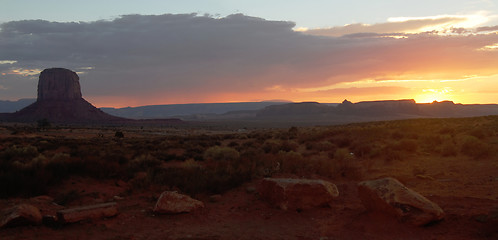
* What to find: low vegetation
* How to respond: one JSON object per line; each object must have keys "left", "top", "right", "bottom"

{"left": 0, "top": 115, "right": 497, "bottom": 198}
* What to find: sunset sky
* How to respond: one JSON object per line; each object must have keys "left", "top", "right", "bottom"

{"left": 1, "top": 0, "right": 498, "bottom": 107}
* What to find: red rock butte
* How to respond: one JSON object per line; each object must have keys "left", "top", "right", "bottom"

{"left": 3, "top": 68, "right": 125, "bottom": 123}
{"left": 37, "top": 68, "right": 83, "bottom": 101}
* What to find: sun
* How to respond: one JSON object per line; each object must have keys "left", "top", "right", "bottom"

{"left": 414, "top": 88, "right": 454, "bottom": 103}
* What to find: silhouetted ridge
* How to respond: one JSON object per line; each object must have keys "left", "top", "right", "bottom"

{"left": 337, "top": 99, "right": 420, "bottom": 115}
{"left": 257, "top": 102, "right": 332, "bottom": 116}
{"left": 4, "top": 68, "right": 125, "bottom": 123}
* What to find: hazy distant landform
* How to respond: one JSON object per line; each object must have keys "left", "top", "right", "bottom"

{"left": 3, "top": 97, "right": 498, "bottom": 127}
{"left": 0, "top": 99, "right": 36, "bottom": 113}
{"left": 101, "top": 99, "right": 498, "bottom": 126}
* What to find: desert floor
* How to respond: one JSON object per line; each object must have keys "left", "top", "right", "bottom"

{"left": 1, "top": 119, "right": 497, "bottom": 240}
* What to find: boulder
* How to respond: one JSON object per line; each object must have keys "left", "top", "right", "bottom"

{"left": 56, "top": 202, "right": 118, "bottom": 224}
{"left": 358, "top": 177, "right": 445, "bottom": 226}
{"left": 257, "top": 178, "right": 339, "bottom": 211}
{"left": 153, "top": 191, "right": 204, "bottom": 214}
{"left": 0, "top": 204, "right": 42, "bottom": 228}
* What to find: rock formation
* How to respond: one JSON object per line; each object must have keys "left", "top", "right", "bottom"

{"left": 257, "top": 178, "right": 339, "bottom": 211}
{"left": 37, "top": 68, "right": 82, "bottom": 100}
{"left": 0, "top": 204, "right": 42, "bottom": 228}
{"left": 4, "top": 68, "right": 125, "bottom": 123}
{"left": 56, "top": 202, "right": 118, "bottom": 224}
{"left": 153, "top": 191, "right": 204, "bottom": 214}
{"left": 358, "top": 177, "right": 445, "bottom": 226}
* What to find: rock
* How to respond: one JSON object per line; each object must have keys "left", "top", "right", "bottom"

{"left": 477, "top": 208, "right": 498, "bottom": 237}
{"left": 113, "top": 195, "right": 125, "bottom": 201}
{"left": 358, "top": 177, "right": 445, "bottom": 226}
{"left": 4, "top": 68, "right": 126, "bottom": 123}
{"left": 42, "top": 215, "right": 59, "bottom": 228}
{"left": 0, "top": 204, "right": 42, "bottom": 228}
{"left": 209, "top": 194, "right": 222, "bottom": 203}
{"left": 153, "top": 191, "right": 204, "bottom": 214}
{"left": 257, "top": 178, "right": 339, "bottom": 211}
{"left": 30, "top": 195, "right": 54, "bottom": 203}
{"left": 38, "top": 68, "right": 82, "bottom": 100}
{"left": 245, "top": 186, "right": 256, "bottom": 193}
{"left": 56, "top": 202, "right": 118, "bottom": 224}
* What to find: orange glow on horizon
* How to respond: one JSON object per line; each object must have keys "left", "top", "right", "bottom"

{"left": 414, "top": 88, "right": 455, "bottom": 103}
{"left": 85, "top": 74, "right": 498, "bottom": 107}
{"left": 87, "top": 93, "right": 497, "bottom": 108}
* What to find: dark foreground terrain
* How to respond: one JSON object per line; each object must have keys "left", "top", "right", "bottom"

{"left": 0, "top": 116, "right": 497, "bottom": 239}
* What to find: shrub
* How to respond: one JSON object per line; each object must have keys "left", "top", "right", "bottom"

{"left": 420, "top": 134, "right": 442, "bottom": 153}
{"left": 37, "top": 119, "right": 51, "bottom": 130}
{"left": 150, "top": 151, "right": 252, "bottom": 195}
{"left": 351, "top": 141, "right": 374, "bottom": 158}
{"left": 460, "top": 136, "right": 491, "bottom": 158}
{"left": 2, "top": 145, "right": 39, "bottom": 163}
{"left": 331, "top": 148, "right": 362, "bottom": 179}
{"left": 203, "top": 146, "right": 240, "bottom": 161}
{"left": 394, "top": 139, "right": 418, "bottom": 153}
{"left": 227, "top": 141, "right": 239, "bottom": 148}
{"left": 468, "top": 127, "right": 488, "bottom": 139}
{"left": 383, "top": 147, "right": 402, "bottom": 162}
{"left": 391, "top": 131, "right": 404, "bottom": 140}
{"left": 278, "top": 151, "right": 305, "bottom": 174}
{"left": 306, "top": 140, "right": 335, "bottom": 152}
{"left": 128, "top": 154, "right": 162, "bottom": 173}
{"left": 262, "top": 139, "right": 281, "bottom": 154}
{"left": 279, "top": 140, "right": 299, "bottom": 152}
{"left": 114, "top": 131, "right": 124, "bottom": 138}
{"left": 333, "top": 137, "right": 352, "bottom": 148}
{"left": 288, "top": 126, "right": 299, "bottom": 138}
{"left": 439, "top": 126, "right": 455, "bottom": 135}
{"left": 440, "top": 141, "right": 457, "bottom": 157}
{"left": 45, "top": 153, "right": 73, "bottom": 181}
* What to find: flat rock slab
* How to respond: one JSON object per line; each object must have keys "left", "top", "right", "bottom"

{"left": 57, "top": 202, "right": 118, "bottom": 224}
{"left": 358, "top": 177, "right": 445, "bottom": 226}
{"left": 258, "top": 178, "right": 339, "bottom": 211}
{"left": 0, "top": 204, "right": 42, "bottom": 228}
{"left": 153, "top": 191, "right": 204, "bottom": 214}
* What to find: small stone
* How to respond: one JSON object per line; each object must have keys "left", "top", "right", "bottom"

{"left": 209, "top": 195, "right": 222, "bottom": 203}
{"left": 30, "top": 195, "right": 54, "bottom": 203}
{"left": 113, "top": 196, "right": 124, "bottom": 201}
{"left": 42, "top": 215, "right": 59, "bottom": 228}
{"left": 246, "top": 186, "right": 256, "bottom": 193}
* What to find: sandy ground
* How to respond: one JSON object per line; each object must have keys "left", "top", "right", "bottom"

{"left": 1, "top": 173, "right": 497, "bottom": 240}
{"left": 0, "top": 125, "right": 497, "bottom": 239}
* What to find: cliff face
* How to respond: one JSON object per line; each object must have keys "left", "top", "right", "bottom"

{"left": 37, "top": 68, "right": 82, "bottom": 101}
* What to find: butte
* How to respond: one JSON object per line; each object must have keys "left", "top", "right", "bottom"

{"left": 2, "top": 68, "right": 126, "bottom": 123}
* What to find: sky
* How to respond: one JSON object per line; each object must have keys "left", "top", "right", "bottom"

{"left": 1, "top": 0, "right": 498, "bottom": 107}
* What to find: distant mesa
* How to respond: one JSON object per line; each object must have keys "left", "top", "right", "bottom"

{"left": 1, "top": 68, "right": 125, "bottom": 123}
{"left": 257, "top": 101, "right": 331, "bottom": 116}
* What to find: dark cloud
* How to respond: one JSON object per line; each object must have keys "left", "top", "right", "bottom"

{"left": 1, "top": 14, "right": 497, "bottom": 106}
